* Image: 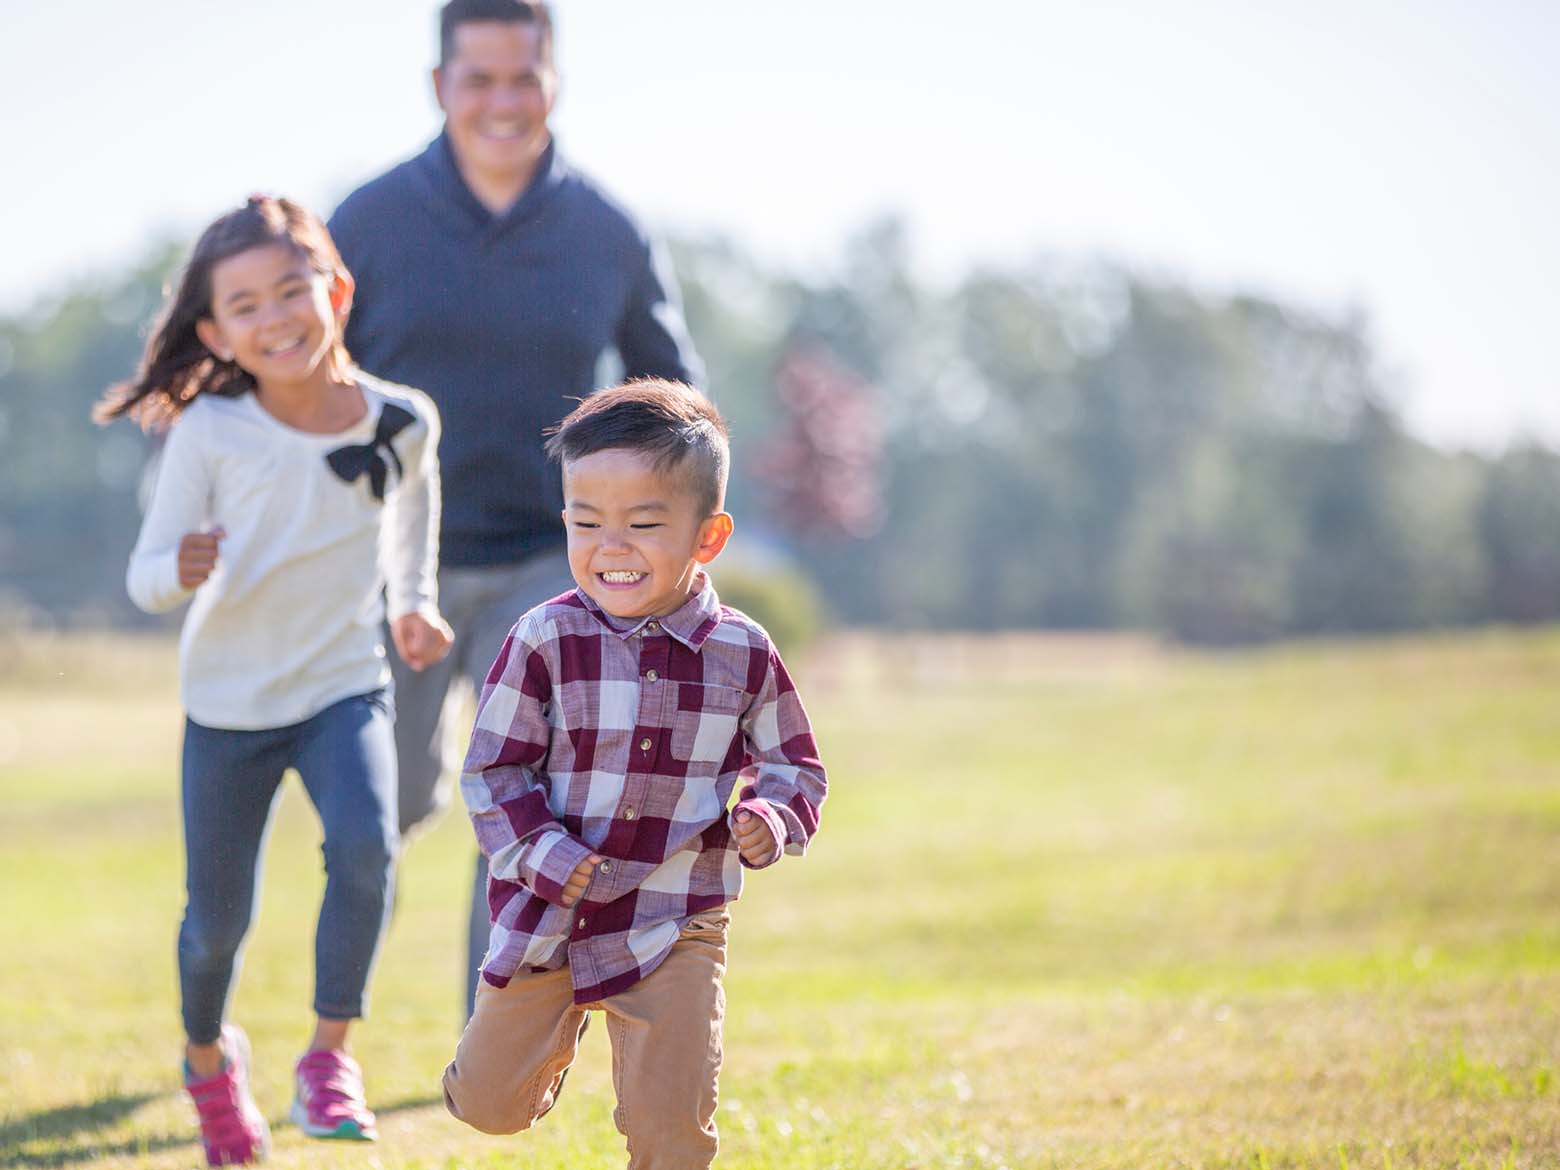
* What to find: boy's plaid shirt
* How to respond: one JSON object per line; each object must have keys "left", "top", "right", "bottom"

{"left": 460, "top": 572, "right": 827, "bottom": 1002}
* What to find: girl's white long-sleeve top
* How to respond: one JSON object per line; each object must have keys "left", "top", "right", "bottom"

{"left": 127, "top": 374, "right": 441, "bottom": 730}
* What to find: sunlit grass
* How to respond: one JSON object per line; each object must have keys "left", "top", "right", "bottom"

{"left": 3, "top": 628, "right": 1559, "bottom": 1168}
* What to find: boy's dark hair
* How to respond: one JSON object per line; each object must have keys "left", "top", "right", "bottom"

{"left": 94, "top": 195, "right": 351, "bottom": 430}
{"left": 439, "top": 0, "right": 554, "bottom": 68}
{"left": 546, "top": 380, "right": 730, "bottom": 517}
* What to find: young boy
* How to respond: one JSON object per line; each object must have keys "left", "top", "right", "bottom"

{"left": 442, "top": 378, "right": 827, "bottom": 1167}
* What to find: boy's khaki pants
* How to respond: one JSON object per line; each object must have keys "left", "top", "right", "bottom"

{"left": 443, "top": 912, "right": 728, "bottom": 1170}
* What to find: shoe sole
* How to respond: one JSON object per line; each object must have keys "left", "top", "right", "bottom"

{"left": 207, "top": 1145, "right": 270, "bottom": 1168}
{"left": 288, "top": 1100, "right": 376, "bottom": 1142}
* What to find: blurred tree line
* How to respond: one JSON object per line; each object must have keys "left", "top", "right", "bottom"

{"left": 1, "top": 220, "right": 1555, "bottom": 644}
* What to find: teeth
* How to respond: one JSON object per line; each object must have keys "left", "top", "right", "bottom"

{"left": 601, "top": 571, "right": 644, "bottom": 584}
{"left": 264, "top": 337, "right": 304, "bottom": 355}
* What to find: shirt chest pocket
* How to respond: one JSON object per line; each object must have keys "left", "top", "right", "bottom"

{"left": 669, "top": 683, "right": 747, "bottom": 768}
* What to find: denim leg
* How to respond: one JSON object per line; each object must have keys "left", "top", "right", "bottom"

{"left": 179, "top": 719, "right": 289, "bottom": 1045}
{"left": 294, "top": 691, "right": 399, "bottom": 1022}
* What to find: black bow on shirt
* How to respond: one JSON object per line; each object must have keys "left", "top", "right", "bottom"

{"left": 325, "top": 403, "right": 415, "bottom": 501}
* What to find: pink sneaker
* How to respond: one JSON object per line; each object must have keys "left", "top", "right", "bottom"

{"left": 184, "top": 1024, "right": 271, "bottom": 1166}
{"left": 289, "top": 1048, "right": 377, "bottom": 1141}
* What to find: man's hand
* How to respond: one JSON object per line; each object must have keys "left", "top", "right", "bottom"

{"left": 392, "top": 611, "right": 454, "bottom": 672}
{"left": 733, "top": 808, "right": 779, "bottom": 867}
{"left": 560, "top": 853, "right": 602, "bottom": 908}
{"left": 177, "top": 528, "right": 226, "bottom": 589}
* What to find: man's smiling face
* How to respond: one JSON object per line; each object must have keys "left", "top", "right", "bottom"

{"left": 434, "top": 20, "right": 557, "bottom": 187}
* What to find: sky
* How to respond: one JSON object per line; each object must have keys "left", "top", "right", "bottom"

{"left": 2, "top": 0, "right": 1556, "bottom": 451}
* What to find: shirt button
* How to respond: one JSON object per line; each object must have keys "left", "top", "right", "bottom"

{"left": 639, "top": 737, "right": 653, "bottom": 752}
{"left": 599, "top": 860, "right": 612, "bottom": 873}
{"left": 645, "top": 669, "right": 658, "bottom": 682}
{"left": 646, "top": 621, "right": 660, "bottom": 633}
{"left": 623, "top": 807, "right": 636, "bottom": 820}
{"left": 577, "top": 917, "right": 587, "bottom": 930}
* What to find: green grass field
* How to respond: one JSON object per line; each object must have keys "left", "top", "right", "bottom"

{"left": 3, "top": 628, "right": 1560, "bottom": 1169}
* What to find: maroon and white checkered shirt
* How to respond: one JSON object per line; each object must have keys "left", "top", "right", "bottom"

{"left": 460, "top": 571, "right": 827, "bottom": 1002}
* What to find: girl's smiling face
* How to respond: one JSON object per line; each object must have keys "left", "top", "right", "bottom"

{"left": 562, "top": 447, "right": 733, "bottom": 620}
{"left": 196, "top": 243, "right": 349, "bottom": 391}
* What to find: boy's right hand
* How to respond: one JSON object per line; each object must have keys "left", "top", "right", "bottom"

{"left": 560, "top": 853, "right": 603, "bottom": 908}
{"left": 177, "top": 528, "right": 225, "bottom": 589}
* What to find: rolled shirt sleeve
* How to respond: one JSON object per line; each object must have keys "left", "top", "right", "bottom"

{"left": 728, "top": 645, "right": 827, "bottom": 869}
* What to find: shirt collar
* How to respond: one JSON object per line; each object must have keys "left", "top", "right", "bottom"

{"left": 576, "top": 571, "right": 723, "bottom": 651}
{"left": 424, "top": 131, "right": 565, "bottom": 229}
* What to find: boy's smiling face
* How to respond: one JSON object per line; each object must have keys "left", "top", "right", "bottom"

{"left": 562, "top": 448, "right": 733, "bottom": 620}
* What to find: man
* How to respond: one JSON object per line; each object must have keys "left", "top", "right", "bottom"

{"left": 328, "top": 0, "right": 703, "bottom": 1018}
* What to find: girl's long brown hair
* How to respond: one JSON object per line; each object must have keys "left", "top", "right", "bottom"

{"left": 94, "top": 195, "right": 353, "bottom": 430}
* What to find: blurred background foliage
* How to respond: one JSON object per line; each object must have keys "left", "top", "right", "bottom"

{"left": 2, "top": 218, "right": 1555, "bottom": 645}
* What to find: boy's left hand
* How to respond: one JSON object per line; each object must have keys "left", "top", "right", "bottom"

{"left": 392, "top": 611, "right": 454, "bottom": 672}
{"left": 733, "top": 808, "right": 779, "bottom": 866}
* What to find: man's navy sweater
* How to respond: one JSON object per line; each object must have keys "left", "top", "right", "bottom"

{"left": 329, "top": 134, "right": 703, "bottom": 568}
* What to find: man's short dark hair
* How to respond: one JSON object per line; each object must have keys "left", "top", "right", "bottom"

{"left": 439, "top": 0, "right": 554, "bottom": 69}
{"left": 546, "top": 380, "right": 730, "bottom": 517}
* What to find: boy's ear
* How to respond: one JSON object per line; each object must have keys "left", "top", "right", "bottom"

{"left": 194, "top": 318, "right": 231, "bottom": 362}
{"left": 693, "top": 512, "right": 734, "bottom": 565}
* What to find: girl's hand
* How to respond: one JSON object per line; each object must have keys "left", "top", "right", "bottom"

{"left": 733, "top": 808, "right": 780, "bottom": 866}
{"left": 392, "top": 610, "right": 454, "bottom": 672}
{"left": 560, "top": 853, "right": 603, "bottom": 908}
{"left": 177, "top": 528, "right": 225, "bottom": 589}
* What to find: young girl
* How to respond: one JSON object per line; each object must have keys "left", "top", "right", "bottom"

{"left": 97, "top": 195, "right": 453, "bottom": 1165}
